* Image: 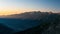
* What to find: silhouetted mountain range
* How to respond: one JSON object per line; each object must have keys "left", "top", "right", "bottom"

{"left": 2, "top": 11, "right": 53, "bottom": 20}
{"left": 0, "top": 11, "right": 60, "bottom": 34}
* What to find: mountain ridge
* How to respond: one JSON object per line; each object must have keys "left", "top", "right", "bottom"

{"left": 0, "top": 11, "right": 54, "bottom": 20}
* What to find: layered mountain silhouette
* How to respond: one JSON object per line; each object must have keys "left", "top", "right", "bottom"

{"left": 0, "top": 11, "right": 60, "bottom": 34}
{"left": 2, "top": 11, "right": 51, "bottom": 20}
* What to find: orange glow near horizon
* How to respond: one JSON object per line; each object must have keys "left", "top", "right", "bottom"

{"left": 0, "top": 8, "right": 58, "bottom": 16}
{"left": 0, "top": 0, "right": 59, "bottom": 16}
{"left": 0, "top": 9, "right": 41, "bottom": 15}
{"left": 0, "top": 9, "right": 32, "bottom": 15}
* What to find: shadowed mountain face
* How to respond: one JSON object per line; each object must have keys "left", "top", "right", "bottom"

{"left": 14, "top": 13, "right": 60, "bottom": 34}
{"left": 0, "top": 11, "right": 60, "bottom": 34}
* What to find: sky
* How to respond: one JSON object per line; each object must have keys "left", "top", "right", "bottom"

{"left": 0, "top": 0, "right": 60, "bottom": 15}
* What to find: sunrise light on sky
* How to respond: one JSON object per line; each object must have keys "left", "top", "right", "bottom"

{"left": 0, "top": 0, "right": 60, "bottom": 15}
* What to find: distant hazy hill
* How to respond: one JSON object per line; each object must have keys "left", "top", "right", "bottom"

{"left": 3, "top": 11, "right": 53, "bottom": 20}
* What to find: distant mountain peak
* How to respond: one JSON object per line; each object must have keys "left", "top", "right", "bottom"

{"left": 0, "top": 11, "right": 54, "bottom": 20}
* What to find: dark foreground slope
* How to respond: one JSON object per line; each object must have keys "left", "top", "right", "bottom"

{"left": 0, "top": 23, "right": 14, "bottom": 34}
{"left": 0, "top": 19, "right": 40, "bottom": 34}
{"left": 14, "top": 13, "right": 60, "bottom": 34}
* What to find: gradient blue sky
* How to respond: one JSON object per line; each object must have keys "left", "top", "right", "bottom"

{"left": 0, "top": 0, "right": 60, "bottom": 15}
